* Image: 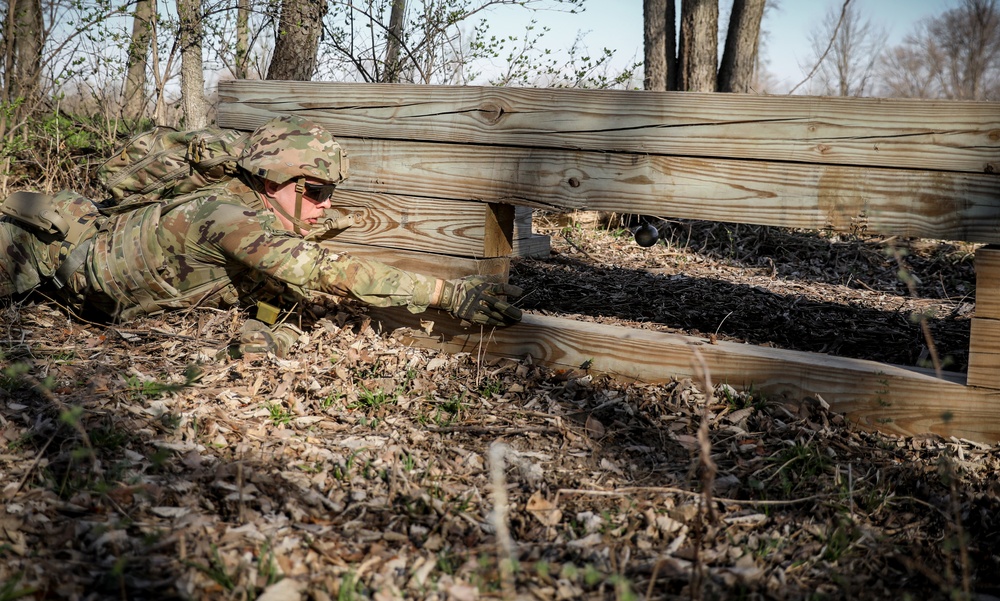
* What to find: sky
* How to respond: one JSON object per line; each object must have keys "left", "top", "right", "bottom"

{"left": 478, "top": 0, "right": 963, "bottom": 91}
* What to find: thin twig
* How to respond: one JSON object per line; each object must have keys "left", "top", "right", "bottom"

{"left": 555, "top": 486, "right": 839, "bottom": 507}
{"left": 489, "top": 442, "right": 517, "bottom": 600}
{"left": 13, "top": 433, "right": 56, "bottom": 496}
{"left": 788, "top": 0, "right": 853, "bottom": 94}
{"left": 692, "top": 349, "right": 718, "bottom": 524}
{"left": 426, "top": 425, "right": 561, "bottom": 435}
{"left": 561, "top": 233, "right": 594, "bottom": 259}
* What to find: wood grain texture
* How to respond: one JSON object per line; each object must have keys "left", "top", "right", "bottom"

{"left": 318, "top": 190, "right": 492, "bottom": 256}
{"left": 371, "top": 308, "right": 1000, "bottom": 442}
{"left": 514, "top": 206, "right": 534, "bottom": 240}
{"left": 512, "top": 234, "right": 551, "bottom": 258}
{"left": 332, "top": 138, "right": 1000, "bottom": 243}
{"left": 484, "top": 203, "right": 514, "bottom": 257}
{"left": 968, "top": 317, "right": 1000, "bottom": 390}
{"left": 319, "top": 240, "right": 509, "bottom": 281}
{"left": 218, "top": 81, "right": 1000, "bottom": 175}
{"left": 976, "top": 246, "right": 1000, "bottom": 319}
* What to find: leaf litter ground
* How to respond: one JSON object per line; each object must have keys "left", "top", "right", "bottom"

{"left": 1, "top": 216, "right": 998, "bottom": 600}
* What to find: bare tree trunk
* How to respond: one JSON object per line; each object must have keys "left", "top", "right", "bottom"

{"left": 2, "top": 0, "right": 18, "bottom": 110}
{"left": 643, "top": 0, "right": 668, "bottom": 90}
{"left": 718, "top": 0, "right": 765, "bottom": 92}
{"left": 5, "top": 0, "right": 43, "bottom": 105}
{"left": 235, "top": 0, "right": 250, "bottom": 79}
{"left": 678, "top": 0, "right": 718, "bottom": 91}
{"left": 267, "top": 0, "right": 328, "bottom": 81}
{"left": 123, "top": 0, "right": 154, "bottom": 122}
{"left": 383, "top": 0, "right": 406, "bottom": 82}
{"left": 177, "top": 0, "right": 208, "bottom": 128}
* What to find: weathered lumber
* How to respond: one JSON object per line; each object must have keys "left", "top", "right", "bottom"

{"left": 333, "top": 138, "right": 1000, "bottom": 243}
{"left": 512, "top": 206, "right": 549, "bottom": 257}
{"left": 319, "top": 241, "right": 508, "bottom": 281}
{"left": 315, "top": 191, "right": 536, "bottom": 258}
{"left": 484, "top": 203, "right": 514, "bottom": 257}
{"left": 514, "top": 206, "right": 534, "bottom": 240}
{"left": 218, "top": 81, "right": 1000, "bottom": 175}
{"left": 968, "top": 319, "right": 999, "bottom": 389}
{"left": 975, "top": 246, "right": 1000, "bottom": 319}
{"left": 969, "top": 246, "right": 1000, "bottom": 389}
{"left": 318, "top": 190, "right": 497, "bottom": 256}
{"left": 512, "top": 234, "right": 551, "bottom": 258}
{"left": 370, "top": 308, "right": 1000, "bottom": 443}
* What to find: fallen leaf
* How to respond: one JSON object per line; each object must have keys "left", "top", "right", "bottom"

{"left": 584, "top": 414, "right": 605, "bottom": 438}
{"left": 256, "top": 578, "right": 305, "bottom": 601}
{"left": 526, "top": 491, "right": 563, "bottom": 527}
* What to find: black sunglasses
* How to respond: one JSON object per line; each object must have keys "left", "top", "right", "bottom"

{"left": 302, "top": 182, "right": 337, "bottom": 202}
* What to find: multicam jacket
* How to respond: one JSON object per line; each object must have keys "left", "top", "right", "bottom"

{"left": 0, "top": 180, "right": 438, "bottom": 321}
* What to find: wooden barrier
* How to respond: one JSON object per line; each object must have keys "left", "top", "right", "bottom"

{"left": 218, "top": 81, "right": 1000, "bottom": 441}
{"left": 371, "top": 308, "right": 1000, "bottom": 443}
{"left": 970, "top": 246, "right": 1000, "bottom": 389}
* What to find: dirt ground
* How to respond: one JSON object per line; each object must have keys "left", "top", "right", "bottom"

{"left": 1, "top": 216, "right": 998, "bottom": 600}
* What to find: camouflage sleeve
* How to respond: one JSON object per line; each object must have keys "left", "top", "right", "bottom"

{"left": 167, "top": 200, "right": 438, "bottom": 312}
{"left": 305, "top": 250, "right": 439, "bottom": 313}
{"left": 0, "top": 218, "right": 43, "bottom": 297}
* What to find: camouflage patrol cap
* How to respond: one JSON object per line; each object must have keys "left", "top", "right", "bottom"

{"left": 237, "top": 115, "right": 349, "bottom": 185}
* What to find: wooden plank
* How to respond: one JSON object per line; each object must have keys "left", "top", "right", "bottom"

{"left": 370, "top": 308, "right": 1000, "bottom": 443}
{"left": 968, "top": 317, "right": 1000, "bottom": 389}
{"left": 333, "top": 138, "right": 1000, "bottom": 243}
{"left": 218, "top": 81, "right": 1000, "bottom": 175}
{"left": 319, "top": 241, "right": 509, "bottom": 281}
{"left": 512, "top": 234, "right": 550, "bottom": 258}
{"left": 484, "top": 203, "right": 514, "bottom": 257}
{"left": 514, "top": 206, "right": 534, "bottom": 240}
{"left": 976, "top": 245, "right": 1000, "bottom": 319}
{"left": 319, "top": 190, "right": 493, "bottom": 256}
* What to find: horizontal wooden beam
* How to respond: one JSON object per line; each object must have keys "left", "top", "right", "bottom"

{"left": 334, "top": 138, "right": 1000, "bottom": 243}
{"left": 218, "top": 81, "right": 1000, "bottom": 175}
{"left": 321, "top": 190, "right": 498, "bottom": 257}
{"left": 370, "top": 308, "right": 1000, "bottom": 443}
{"left": 319, "top": 241, "right": 508, "bottom": 281}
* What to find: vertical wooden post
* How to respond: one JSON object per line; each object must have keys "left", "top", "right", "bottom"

{"left": 968, "top": 245, "right": 1000, "bottom": 388}
{"left": 481, "top": 202, "right": 514, "bottom": 281}
{"left": 483, "top": 202, "right": 514, "bottom": 257}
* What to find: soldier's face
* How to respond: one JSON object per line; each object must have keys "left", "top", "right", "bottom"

{"left": 266, "top": 179, "right": 334, "bottom": 232}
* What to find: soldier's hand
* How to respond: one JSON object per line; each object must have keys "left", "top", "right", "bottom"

{"left": 437, "top": 277, "right": 523, "bottom": 326}
{"left": 239, "top": 320, "right": 302, "bottom": 358}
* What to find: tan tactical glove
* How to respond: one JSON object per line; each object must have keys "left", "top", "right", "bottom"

{"left": 239, "top": 320, "right": 302, "bottom": 358}
{"left": 433, "top": 277, "right": 523, "bottom": 326}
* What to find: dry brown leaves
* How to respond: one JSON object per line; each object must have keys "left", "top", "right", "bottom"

{"left": 1, "top": 217, "right": 998, "bottom": 601}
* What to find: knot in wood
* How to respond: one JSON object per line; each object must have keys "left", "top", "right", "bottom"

{"left": 567, "top": 177, "right": 581, "bottom": 188}
{"left": 478, "top": 102, "right": 505, "bottom": 125}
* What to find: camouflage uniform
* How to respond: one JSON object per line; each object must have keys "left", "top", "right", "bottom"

{"left": 1, "top": 183, "right": 437, "bottom": 319}
{"left": 1, "top": 116, "right": 521, "bottom": 344}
